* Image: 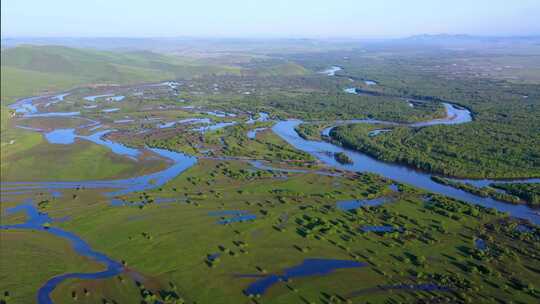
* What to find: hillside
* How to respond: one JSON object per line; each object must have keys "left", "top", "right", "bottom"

{"left": 0, "top": 45, "right": 242, "bottom": 103}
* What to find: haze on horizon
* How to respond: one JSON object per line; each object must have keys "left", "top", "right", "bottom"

{"left": 2, "top": 0, "right": 540, "bottom": 39}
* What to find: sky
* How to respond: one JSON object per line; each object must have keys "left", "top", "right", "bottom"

{"left": 2, "top": 0, "right": 539, "bottom": 38}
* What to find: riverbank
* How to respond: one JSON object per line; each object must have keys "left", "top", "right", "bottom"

{"left": 272, "top": 120, "right": 540, "bottom": 224}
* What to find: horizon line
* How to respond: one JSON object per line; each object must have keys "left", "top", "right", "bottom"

{"left": 3, "top": 33, "right": 540, "bottom": 41}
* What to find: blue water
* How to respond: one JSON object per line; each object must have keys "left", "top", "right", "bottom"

{"left": 83, "top": 130, "right": 139, "bottom": 158}
{"left": 218, "top": 214, "right": 257, "bottom": 225}
{"left": 45, "top": 93, "right": 70, "bottom": 107}
{"left": 89, "top": 124, "right": 102, "bottom": 131}
{"left": 205, "top": 111, "right": 236, "bottom": 118}
{"left": 78, "top": 119, "right": 100, "bottom": 129}
{"left": 157, "top": 121, "right": 177, "bottom": 129}
{"left": 336, "top": 95, "right": 472, "bottom": 128}
{"left": 343, "top": 88, "right": 357, "bottom": 94}
{"left": 102, "top": 108, "right": 119, "bottom": 113}
{"left": 193, "top": 122, "right": 237, "bottom": 132}
{"left": 246, "top": 112, "right": 270, "bottom": 124}
{"left": 44, "top": 129, "right": 140, "bottom": 158}
{"left": 319, "top": 66, "right": 342, "bottom": 76}
{"left": 2, "top": 148, "right": 197, "bottom": 198}
{"left": 147, "top": 81, "right": 180, "bottom": 88}
{"left": 84, "top": 94, "right": 113, "bottom": 102}
{"left": 208, "top": 253, "right": 221, "bottom": 261}
{"left": 9, "top": 95, "right": 78, "bottom": 117}
{"left": 16, "top": 125, "right": 43, "bottom": 131}
{"left": 208, "top": 210, "right": 248, "bottom": 217}
{"left": 360, "top": 225, "right": 403, "bottom": 233}
{"left": 451, "top": 178, "right": 540, "bottom": 188}
{"left": 516, "top": 224, "right": 533, "bottom": 233}
{"left": 0, "top": 203, "right": 123, "bottom": 304}
{"left": 52, "top": 93, "right": 69, "bottom": 101}
{"left": 344, "top": 86, "right": 472, "bottom": 126}
{"left": 25, "top": 112, "right": 81, "bottom": 118}
{"left": 475, "top": 238, "right": 487, "bottom": 250}
{"left": 155, "top": 198, "right": 180, "bottom": 204}
{"left": 411, "top": 103, "right": 472, "bottom": 127}
{"left": 10, "top": 96, "right": 40, "bottom": 114}
{"left": 5, "top": 85, "right": 538, "bottom": 302}
{"left": 105, "top": 148, "right": 197, "bottom": 197}
{"left": 157, "top": 118, "right": 211, "bottom": 129}
{"left": 114, "top": 119, "right": 135, "bottom": 124}
{"left": 3, "top": 92, "right": 201, "bottom": 303}
{"left": 272, "top": 120, "right": 540, "bottom": 224}
{"left": 368, "top": 129, "right": 391, "bottom": 137}
{"left": 244, "top": 259, "right": 365, "bottom": 295}
{"left": 247, "top": 128, "right": 267, "bottom": 139}
{"left": 50, "top": 191, "right": 62, "bottom": 198}
{"left": 337, "top": 197, "right": 390, "bottom": 211}
{"left": 45, "top": 129, "right": 77, "bottom": 144}
{"left": 8, "top": 92, "right": 540, "bottom": 226}
{"left": 110, "top": 198, "right": 135, "bottom": 206}
{"left": 208, "top": 210, "right": 257, "bottom": 224}
{"left": 321, "top": 119, "right": 400, "bottom": 137}
{"left": 109, "top": 96, "right": 125, "bottom": 102}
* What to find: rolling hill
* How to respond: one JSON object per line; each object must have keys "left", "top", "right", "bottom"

{"left": 0, "top": 45, "right": 242, "bottom": 103}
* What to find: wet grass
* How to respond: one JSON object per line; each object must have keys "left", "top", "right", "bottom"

{"left": 1, "top": 127, "right": 166, "bottom": 182}
{"left": 0, "top": 230, "right": 104, "bottom": 304}
{"left": 1, "top": 47, "right": 539, "bottom": 303}
{"left": 3, "top": 158, "right": 536, "bottom": 303}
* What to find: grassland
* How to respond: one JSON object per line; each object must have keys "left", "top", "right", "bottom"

{"left": 2, "top": 159, "right": 538, "bottom": 303}
{"left": 1, "top": 43, "right": 539, "bottom": 304}
{"left": 0, "top": 66, "right": 82, "bottom": 103}
{"left": 0, "top": 117, "right": 169, "bottom": 182}
{"left": 1, "top": 138, "right": 164, "bottom": 182}
{"left": 0, "top": 230, "right": 104, "bottom": 304}
{"left": 0, "top": 45, "right": 243, "bottom": 103}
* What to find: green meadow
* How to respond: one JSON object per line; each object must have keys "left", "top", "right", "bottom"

{"left": 1, "top": 42, "right": 539, "bottom": 304}
{"left": 3, "top": 159, "right": 538, "bottom": 303}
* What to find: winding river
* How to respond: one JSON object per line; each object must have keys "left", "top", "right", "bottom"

{"left": 3, "top": 93, "right": 198, "bottom": 303}
{"left": 0, "top": 202, "right": 123, "bottom": 304}
{"left": 272, "top": 120, "right": 539, "bottom": 224}
{"left": 2, "top": 77, "right": 539, "bottom": 303}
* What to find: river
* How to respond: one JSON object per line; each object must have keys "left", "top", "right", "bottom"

{"left": 2, "top": 78, "right": 539, "bottom": 303}
{"left": 0, "top": 202, "right": 123, "bottom": 304}
{"left": 272, "top": 120, "right": 539, "bottom": 224}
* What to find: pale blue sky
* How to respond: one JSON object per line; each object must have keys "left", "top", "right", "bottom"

{"left": 2, "top": 0, "right": 539, "bottom": 38}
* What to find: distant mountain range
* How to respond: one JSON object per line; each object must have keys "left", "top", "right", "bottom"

{"left": 2, "top": 35, "right": 539, "bottom": 53}
{"left": 404, "top": 34, "right": 540, "bottom": 42}
{"left": 0, "top": 37, "right": 360, "bottom": 54}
